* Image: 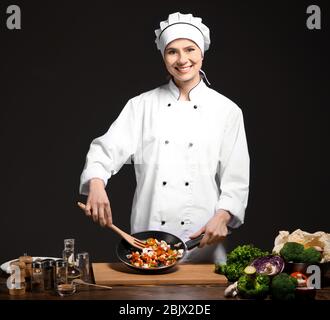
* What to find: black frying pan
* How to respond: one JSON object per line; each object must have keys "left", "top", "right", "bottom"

{"left": 116, "top": 230, "right": 204, "bottom": 273}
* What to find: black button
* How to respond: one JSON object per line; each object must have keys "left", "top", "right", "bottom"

{"left": 181, "top": 221, "right": 184, "bottom": 225}
{"left": 185, "top": 182, "right": 189, "bottom": 186}
{"left": 162, "top": 181, "right": 167, "bottom": 186}
{"left": 193, "top": 105, "right": 198, "bottom": 109}
{"left": 165, "top": 140, "right": 169, "bottom": 144}
{"left": 161, "top": 221, "right": 166, "bottom": 225}
{"left": 188, "top": 143, "right": 193, "bottom": 147}
{"left": 167, "top": 103, "right": 171, "bottom": 107}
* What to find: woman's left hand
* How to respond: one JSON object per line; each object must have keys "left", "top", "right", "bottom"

{"left": 189, "top": 209, "right": 232, "bottom": 248}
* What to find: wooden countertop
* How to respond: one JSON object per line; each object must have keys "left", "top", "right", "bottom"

{"left": 1, "top": 266, "right": 330, "bottom": 300}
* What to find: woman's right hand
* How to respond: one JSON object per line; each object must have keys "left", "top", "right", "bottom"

{"left": 84, "top": 178, "right": 112, "bottom": 227}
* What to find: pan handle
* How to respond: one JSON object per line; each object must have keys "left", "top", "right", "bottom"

{"left": 185, "top": 234, "right": 205, "bottom": 250}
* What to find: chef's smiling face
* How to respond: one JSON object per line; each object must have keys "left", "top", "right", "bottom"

{"left": 164, "top": 38, "right": 203, "bottom": 84}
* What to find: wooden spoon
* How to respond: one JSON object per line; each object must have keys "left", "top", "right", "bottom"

{"left": 77, "top": 202, "right": 146, "bottom": 250}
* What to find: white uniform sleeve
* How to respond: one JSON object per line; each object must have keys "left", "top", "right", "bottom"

{"left": 79, "top": 99, "right": 139, "bottom": 195}
{"left": 215, "top": 108, "right": 250, "bottom": 228}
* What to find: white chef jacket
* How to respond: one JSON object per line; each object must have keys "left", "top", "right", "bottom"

{"left": 80, "top": 78, "right": 249, "bottom": 264}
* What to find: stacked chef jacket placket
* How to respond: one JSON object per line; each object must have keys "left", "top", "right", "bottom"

{"left": 158, "top": 80, "right": 203, "bottom": 239}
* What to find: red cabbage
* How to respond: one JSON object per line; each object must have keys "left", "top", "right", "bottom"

{"left": 250, "top": 255, "right": 285, "bottom": 275}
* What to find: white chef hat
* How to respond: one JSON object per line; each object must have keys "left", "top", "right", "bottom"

{"left": 155, "top": 12, "right": 210, "bottom": 57}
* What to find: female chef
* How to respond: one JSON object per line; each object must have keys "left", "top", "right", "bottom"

{"left": 79, "top": 12, "right": 250, "bottom": 263}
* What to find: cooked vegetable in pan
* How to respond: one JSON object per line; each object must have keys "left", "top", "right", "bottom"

{"left": 126, "top": 238, "right": 184, "bottom": 268}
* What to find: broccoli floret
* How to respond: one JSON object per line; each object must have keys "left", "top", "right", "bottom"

{"left": 280, "top": 242, "right": 322, "bottom": 263}
{"left": 215, "top": 263, "right": 243, "bottom": 282}
{"left": 214, "top": 263, "right": 225, "bottom": 274}
{"left": 237, "top": 274, "right": 270, "bottom": 299}
{"left": 227, "top": 245, "right": 269, "bottom": 266}
{"left": 224, "top": 263, "right": 244, "bottom": 282}
{"left": 280, "top": 242, "right": 305, "bottom": 262}
{"left": 301, "top": 247, "right": 321, "bottom": 264}
{"left": 256, "top": 273, "right": 271, "bottom": 287}
{"left": 271, "top": 273, "right": 298, "bottom": 301}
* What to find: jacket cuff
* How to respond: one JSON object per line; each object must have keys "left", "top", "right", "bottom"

{"left": 79, "top": 166, "right": 111, "bottom": 195}
{"left": 215, "top": 197, "right": 245, "bottom": 229}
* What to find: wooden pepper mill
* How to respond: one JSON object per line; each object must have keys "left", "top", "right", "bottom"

{"left": 19, "top": 254, "right": 33, "bottom": 291}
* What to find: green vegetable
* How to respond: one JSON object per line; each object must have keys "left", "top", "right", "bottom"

{"left": 280, "top": 242, "right": 304, "bottom": 262}
{"left": 271, "top": 273, "right": 298, "bottom": 301}
{"left": 280, "top": 242, "right": 321, "bottom": 263}
{"left": 244, "top": 265, "right": 257, "bottom": 275}
{"left": 215, "top": 263, "right": 244, "bottom": 282}
{"left": 226, "top": 245, "right": 269, "bottom": 265}
{"left": 214, "top": 263, "right": 226, "bottom": 275}
{"left": 301, "top": 247, "right": 322, "bottom": 264}
{"left": 215, "top": 245, "right": 269, "bottom": 282}
{"left": 237, "top": 272, "right": 270, "bottom": 299}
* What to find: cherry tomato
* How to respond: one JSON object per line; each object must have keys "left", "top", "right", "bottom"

{"left": 290, "top": 272, "right": 308, "bottom": 280}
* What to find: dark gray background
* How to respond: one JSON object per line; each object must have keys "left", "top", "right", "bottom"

{"left": 1, "top": 0, "right": 329, "bottom": 263}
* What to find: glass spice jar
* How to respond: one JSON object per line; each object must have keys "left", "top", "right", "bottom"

{"left": 55, "top": 259, "right": 68, "bottom": 288}
{"left": 31, "top": 261, "right": 44, "bottom": 292}
{"left": 76, "top": 252, "right": 91, "bottom": 283}
{"left": 62, "top": 239, "right": 81, "bottom": 283}
{"left": 42, "top": 259, "right": 56, "bottom": 290}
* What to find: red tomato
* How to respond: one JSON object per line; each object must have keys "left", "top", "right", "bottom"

{"left": 290, "top": 272, "right": 308, "bottom": 280}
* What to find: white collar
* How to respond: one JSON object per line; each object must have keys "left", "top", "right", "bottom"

{"left": 168, "top": 77, "right": 207, "bottom": 101}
